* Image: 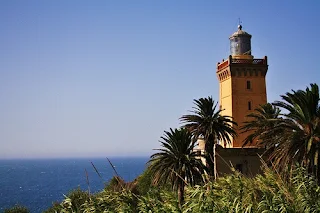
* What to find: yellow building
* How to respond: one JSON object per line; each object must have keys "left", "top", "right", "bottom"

{"left": 216, "top": 25, "right": 268, "bottom": 147}
{"left": 195, "top": 25, "right": 268, "bottom": 176}
{"left": 210, "top": 25, "right": 268, "bottom": 176}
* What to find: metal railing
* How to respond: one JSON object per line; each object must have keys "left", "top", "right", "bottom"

{"left": 217, "top": 58, "right": 266, "bottom": 70}
{"left": 231, "top": 59, "right": 265, "bottom": 64}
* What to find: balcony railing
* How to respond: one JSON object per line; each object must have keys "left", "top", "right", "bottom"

{"left": 217, "top": 56, "right": 267, "bottom": 71}
{"left": 231, "top": 59, "right": 265, "bottom": 64}
{"left": 217, "top": 60, "right": 229, "bottom": 70}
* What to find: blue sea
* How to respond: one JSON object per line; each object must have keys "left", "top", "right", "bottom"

{"left": 0, "top": 157, "right": 149, "bottom": 213}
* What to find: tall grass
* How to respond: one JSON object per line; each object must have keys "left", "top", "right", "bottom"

{"left": 183, "top": 165, "right": 320, "bottom": 213}
{"left": 42, "top": 165, "right": 320, "bottom": 213}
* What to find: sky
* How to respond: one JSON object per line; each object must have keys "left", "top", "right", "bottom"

{"left": 0, "top": 1, "right": 319, "bottom": 159}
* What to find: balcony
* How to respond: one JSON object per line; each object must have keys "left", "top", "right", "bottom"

{"left": 217, "top": 56, "right": 267, "bottom": 71}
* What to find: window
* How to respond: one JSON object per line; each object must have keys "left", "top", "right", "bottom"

{"left": 248, "top": 101, "right": 252, "bottom": 110}
{"left": 246, "top": 80, "right": 251, "bottom": 89}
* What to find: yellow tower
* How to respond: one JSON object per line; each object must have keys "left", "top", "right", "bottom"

{"left": 216, "top": 25, "right": 268, "bottom": 147}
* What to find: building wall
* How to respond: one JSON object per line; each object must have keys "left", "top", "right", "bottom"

{"left": 216, "top": 146, "right": 266, "bottom": 177}
{"left": 217, "top": 57, "right": 268, "bottom": 147}
{"left": 219, "top": 74, "right": 234, "bottom": 148}
{"left": 231, "top": 72, "right": 267, "bottom": 147}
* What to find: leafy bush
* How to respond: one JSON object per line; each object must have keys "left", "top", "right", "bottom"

{"left": 44, "top": 166, "right": 320, "bottom": 213}
{"left": 3, "top": 205, "right": 30, "bottom": 213}
{"left": 104, "top": 176, "right": 126, "bottom": 192}
{"left": 81, "top": 189, "right": 138, "bottom": 212}
{"left": 60, "top": 188, "right": 90, "bottom": 212}
{"left": 183, "top": 166, "right": 320, "bottom": 212}
{"left": 138, "top": 188, "right": 180, "bottom": 213}
{"left": 43, "top": 201, "right": 62, "bottom": 213}
{"left": 135, "top": 166, "right": 154, "bottom": 195}
{"left": 43, "top": 188, "right": 90, "bottom": 213}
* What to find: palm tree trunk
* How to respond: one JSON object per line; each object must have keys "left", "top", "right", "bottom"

{"left": 214, "top": 143, "right": 217, "bottom": 180}
{"left": 205, "top": 146, "right": 214, "bottom": 178}
{"left": 316, "top": 147, "right": 320, "bottom": 185}
{"left": 178, "top": 181, "right": 185, "bottom": 208}
{"left": 317, "top": 166, "right": 320, "bottom": 185}
{"left": 205, "top": 136, "right": 216, "bottom": 180}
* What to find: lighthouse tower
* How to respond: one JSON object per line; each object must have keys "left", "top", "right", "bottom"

{"left": 216, "top": 25, "right": 268, "bottom": 147}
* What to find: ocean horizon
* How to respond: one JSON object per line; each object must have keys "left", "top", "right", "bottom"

{"left": 0, "top": 157, "right": 149, "bottom": 212}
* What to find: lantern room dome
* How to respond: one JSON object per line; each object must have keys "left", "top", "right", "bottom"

{"left": 229, "top": 25, "right": 252, "bottom": 38}
{"left": 229, "top": 25, "right": 252, "bottom": 57}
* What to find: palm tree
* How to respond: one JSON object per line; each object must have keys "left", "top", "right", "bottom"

{"left": 180, "top": 96, "right": 237, "bottom": 179}
{"left": 269, "top": 83, "right": 320, "bottom": 181}
{"left": 240, "top": 103, "right": 281, "bottom": 147}
{"left": 148, "top": 128, "right": 206, "bottom": 206}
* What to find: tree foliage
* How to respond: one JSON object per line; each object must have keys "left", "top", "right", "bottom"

{"left": 148, "top": 128, "right": 206, "bottom": 206}
{"left": 180, "top": 96, "right": 237, "bottom": 177}
{"left": 241, "top": 83, "right": 320, "bottom": 180}
{"left": 271, "top": 83, "right": 320, "bottom": 179}
{"left": 241, "top": 102, "right": 281, "bottom": 147}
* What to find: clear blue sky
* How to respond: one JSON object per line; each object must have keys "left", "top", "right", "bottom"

{"left": 0, "top": 1, "right": 319, "bottom": 158}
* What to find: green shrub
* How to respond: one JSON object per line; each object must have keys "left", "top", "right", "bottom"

{"left": 135, "top": 166, "right": 153, "bottom": 195}
{"left": 44, "top": 166, "right": 320, "bottom": 213}
{"left": 82, "top": 189, "right": 138, "bottom": 212}
{"left": 3, "top": 205, "right": 30, "bottom": 213}
{"left": 137, "top": 188, "right": 180, "bottom": 212}
{"left": 104, "top": 176, "right": 125, "bottom": 192}
{"left": 182, "top": 166, "right": 320, "bottom": 212}
{"left": 43, "top": 201, "right": 63, "bottom": 213}
{"left": 43, "top": 188, "right": 90, "bottom": 213}
{"left": 60, "top": 188, "right": 90, "bottom": 212}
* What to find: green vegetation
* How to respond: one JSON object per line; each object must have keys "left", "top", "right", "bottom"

{"left": 148, "top": 128, "right": 206, "bottom": 206}
{"left": 242, "top": 84, "right": 320, "bottom": 181}
{"left": 180, "top": 96, "right": 237, "bottom": 179}
{"left": 135, "top": 166, "right": 154, "bottom": 195}
{"left": 183, "top": 165, "right": 320, "bottom": 212}
{"left": 43, "top": 188, "right": 90, "bottom": 213}
{"left": 241, "top": 102, "right": 281, "bottom": 147}
{"left": 3, "top": 205, "right": 30, "bottom": 213}
{"left": 41, "top": 165, "right": 320, "bottom": 212}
